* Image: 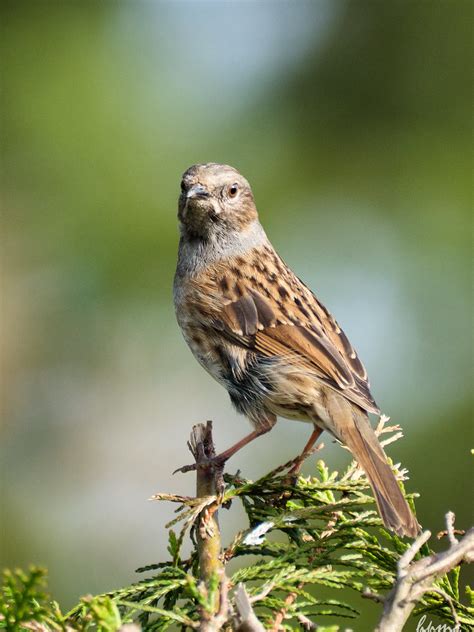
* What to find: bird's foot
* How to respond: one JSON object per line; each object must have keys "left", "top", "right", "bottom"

{"left": 173, "top": 454, "right": 226, "bottom": 475}
{"left": 286, "top": 458, "right": 305, "bottom": 479}
{"left": 282, "top": 442, "right": 325, "bottom": 487}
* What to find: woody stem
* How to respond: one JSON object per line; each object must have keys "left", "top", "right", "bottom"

{"left": 187, "top": 421, "right": 226, "bottom": 631}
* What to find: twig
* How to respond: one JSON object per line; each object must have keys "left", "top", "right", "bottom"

{"left": 437, "top": 529, "right": 465, "bottom": 541}
{"left": 445, "top": 510, "right": 459, "bottom": 546}
{"left": 234, "top": 584, "right": 266, "bottom": 632}
{"left": 270, "top": 587, "right": 301, "bottom": 631}
{"left": 269, "top": 500, "right": 340, "bottom": 630}
{"left": 188, "top": 422, "right": 224, "bottom": 584}
{"left": 188, "top": 422, "right": 227, "bottom": 632}
{"left": 374, "top": 512, "right": 474, "bottom": 632}
{"left": 186, "top": 422, "right": 268, "bottom": 632}
{"left": 362, "top": 588, "right": 384, "bottom": 604}
{"left": 296, "top": 614, "right": 315, "bottom": 630}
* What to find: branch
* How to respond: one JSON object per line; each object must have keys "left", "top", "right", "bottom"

{"left": 234, "top": 584, "right": 265, "bottom": 632}
{"left": 374, "top": 513, "right": 474, "bottom": 632}
{"left": 269, "top": 587, "right": 301, "bottom": 632}
{"left": 187, "top": 422, "right": 227, "bottom": 632}
{"left": 189, "top": 422, "right": 223, "bottom": 583}
{"left": 186, "top": 422, "right": 269, "bottom": 632}
{"left": 147, "top": 421, "right": 469, "bottom": 630}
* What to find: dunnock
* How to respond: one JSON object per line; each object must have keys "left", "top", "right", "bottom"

{"left": 174, "top": 163, "right": 419, "bottom": 537}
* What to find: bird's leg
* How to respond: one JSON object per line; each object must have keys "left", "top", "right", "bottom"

{"left": 287, "top": 425, "right": 323, "bottom": 476}
{"left": 174, "top": 419, "right": 276, "bottom": 475}
{"left": 210, "top": 426, "right": 271, "bottom": 464}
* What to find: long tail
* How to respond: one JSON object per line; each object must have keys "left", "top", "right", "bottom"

{"left": 325, "top": 392, "right": 420, "bottom": 538}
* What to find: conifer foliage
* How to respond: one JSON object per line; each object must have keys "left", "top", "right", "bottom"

{"left": 1, "top": 420, "right": 472, "bottom": 631}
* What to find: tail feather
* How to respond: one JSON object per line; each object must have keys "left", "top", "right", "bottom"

{"left": 325, "top": 392, "right": 420, "bottom": 537}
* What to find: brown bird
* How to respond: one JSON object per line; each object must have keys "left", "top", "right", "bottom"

{"left": 173, "top": 162, "right": 419, "bottom": 538}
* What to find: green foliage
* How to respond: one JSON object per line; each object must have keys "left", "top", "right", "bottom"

{"left": 1, "top": 431, "right": 472, "bottom": 630}
{"left": 0, "top": 567, "right": 52, "bottom": 631}
{"left": 0, "top": 421, "right": 474, "bottom": 632}
{"left": 68, "top": 596, "right": 124, "bottom": 632}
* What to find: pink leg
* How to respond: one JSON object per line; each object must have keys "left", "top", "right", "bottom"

{"left": 288, "top": 425, "right": 323, "bottom": 475}
{"left": 212, "top": 426, "right": 273, "bottom": 463}
{"left": 175, "top": 419, "right": 276, "bottom": 474}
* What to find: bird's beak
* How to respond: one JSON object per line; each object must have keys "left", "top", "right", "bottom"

{"left": 186, "top": 184, "right": 209, "bottom": 199}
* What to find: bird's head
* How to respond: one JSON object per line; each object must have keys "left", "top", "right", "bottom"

{"left": 178, "top": 163, "right": 258, "bottom": 239}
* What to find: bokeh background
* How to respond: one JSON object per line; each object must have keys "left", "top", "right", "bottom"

{"left": 1, "top": 1, "right": 472, "bottom": 628}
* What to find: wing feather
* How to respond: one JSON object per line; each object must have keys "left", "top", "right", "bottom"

{"left": 212, "top": 285, "right": 379, "bottom": 414}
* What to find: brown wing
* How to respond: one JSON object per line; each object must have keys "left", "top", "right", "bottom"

{"left": 209, "top": 259, "right": 379, "bottom": 414}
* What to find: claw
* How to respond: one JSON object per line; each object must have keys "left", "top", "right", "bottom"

{"left": 173, "top": 462, "right": 198, "bottom": 475}
{"left": 173, "top": 456, "right": 226, "bottom": 475}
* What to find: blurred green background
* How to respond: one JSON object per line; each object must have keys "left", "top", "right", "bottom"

{"left": 1, "top": 1, "right": 472, "bottom": 628}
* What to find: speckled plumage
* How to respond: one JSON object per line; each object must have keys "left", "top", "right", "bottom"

{"left": 174, "top": 163, "right": 419, "bottom": 537}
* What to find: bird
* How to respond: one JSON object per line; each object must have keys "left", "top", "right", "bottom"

{"left": 173, "top": 162, "right": 419, "bottom": 538}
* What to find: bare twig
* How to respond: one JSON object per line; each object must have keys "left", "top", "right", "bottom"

{"left": 154, "top": 421, "right": 267, "bottom": 631}
{"left": 187, "top": 422, "right": 224, "bottom": 584}
{"left": 270, "top": 587, "right": 301, "bottom": 631}
{"left": 234, "top": 584, "right": 266, "bottom": 632}
{"left": 187, "top": 422, "right": 227, "bottom": 632}
{"left": 296, "top": 614, "right": 318, "bottom": 630}
{"left": 374, "top": 513, "right": 474, "bottom": 632}
{"left": 362, "top": 588, "right": 384, "bottom": 604}
{"left": 445, "top": 511, "right": 458, "bottom": 546}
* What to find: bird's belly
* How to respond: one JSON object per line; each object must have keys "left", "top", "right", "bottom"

{"left": 181, "top": 327, "right": 229, "bottom": 385}
{"left": 176, "top": 298, "right": 332, "bottom": 429}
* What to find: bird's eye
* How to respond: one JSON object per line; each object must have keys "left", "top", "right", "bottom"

{"left": 228, "top": 183, "right": 239, "bottom": 198}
